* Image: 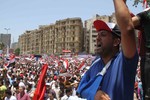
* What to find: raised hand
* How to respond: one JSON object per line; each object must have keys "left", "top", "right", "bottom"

{"left": 95, "top": 90, "right": 110, "bottom": 100}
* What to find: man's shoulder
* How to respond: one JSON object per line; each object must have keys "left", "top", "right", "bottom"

{"left": 61, "top": 95, "right": 68, "bottom": 99}
{"left": 114, "top": 51, "right": 138, "bottom": 62}
{"left": 10, "top": 96, "right": 17, "bottom": 100}
{"left": 91, "top": 56, "right": 101, "bottom": 64}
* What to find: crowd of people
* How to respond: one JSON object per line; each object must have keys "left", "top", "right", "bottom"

{"left": 0, "top": 52, "right": 144, "bottom": 100}
{"left": 0, "top": 0, "right": 150, "bottom": 99}
{"left": 0, "top": 53, "right": 144, "bottom": 100}
{"left": 0, "top": 53, "right": 94, "bottom": 100}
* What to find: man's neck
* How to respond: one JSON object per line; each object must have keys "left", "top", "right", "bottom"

{"left": 7, "top": 95, "right": 11, "bottom": 99}
{"left": 20, "top": 92, "right": 25, "bottom": 98}
{"left": 102, "top": 56, "right": 112, "bottom": 65}
{"left": 102, "top": 50, "right": 119, "bottom": 65}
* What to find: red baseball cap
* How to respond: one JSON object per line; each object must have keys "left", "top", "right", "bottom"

{"left": 93, "top": 20, "right": 121, "bottom": 37}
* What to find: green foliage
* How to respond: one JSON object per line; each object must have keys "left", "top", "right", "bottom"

{"left": 0, "top": 42, "right": 5, "bottom": 50}
{"left": 14, "top": 48, "right": 20, "bottom": 56}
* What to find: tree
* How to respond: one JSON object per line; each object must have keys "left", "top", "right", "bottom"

{"left": 14, "top": 48, "right": 20, "bottom": 56}
{"left": 0, "top": 42, "right": 5, "bottom": 50}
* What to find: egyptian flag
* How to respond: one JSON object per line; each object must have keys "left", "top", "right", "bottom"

{"left": 78, "top": 61, "right": 86, "bottom": 70}
{"left": 3, "top": 63, "right": 9, "bottom": 69}
{"left": 63, "top": 59, "right": 69, "bottom": 70}
{"left": 33, "top": 64, "right": 48, "bottom": 100}
{"left": 143, "top": 0, "right": 149, "bottom": 8}
{"left": 9, "top": 54, "right": 15, "bottom": 63}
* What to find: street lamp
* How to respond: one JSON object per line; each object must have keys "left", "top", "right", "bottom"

{"left": 4, "top": 28, "right": 10, "bottom": 34}
{"left": 4, "top": 28, "right": 11, "bottom": 48}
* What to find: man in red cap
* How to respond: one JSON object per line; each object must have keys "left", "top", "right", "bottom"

{"left": 77, "top": 0, "right": 139, "bottom": 100}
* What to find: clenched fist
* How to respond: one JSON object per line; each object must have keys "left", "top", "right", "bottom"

{"left": 94, "top": 90, "right": 110, "bottom": 100}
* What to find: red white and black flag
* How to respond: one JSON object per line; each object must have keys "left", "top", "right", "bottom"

{"left": 33, "top": 64, "right": 48, "bottom": 100}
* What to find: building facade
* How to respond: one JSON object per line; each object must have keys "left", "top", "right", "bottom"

{"left": 18, "top": 17, "right": 84, "bottom": 55}
{"left": 0, "top": 34, "right": 11, "bottom": 48}
{"left": 11, "top": 42, "right": 19, "bottom": 50}
{"left": 55, "top": 18, "right": 84, "bottom": 54}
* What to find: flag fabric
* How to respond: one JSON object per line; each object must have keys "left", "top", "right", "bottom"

{"left": 3, "top": 63, "right": 9, "bottom": 69}
{"left": 30, "top": 54, "right": 35, "bottom": 61}
{"left": 63, "top": 59, "right": 69, "bottom": 69}
{"left": 32, "top": 64, "right": 48, "bottom": 100}
{"left": 77, "top": 58, "right": 101, "bottom": 100}
{"left": 143, "top": 0, "right": 149, "bottom": 8}
{"left": 9, "top": 54, "right": 15, "bottom": 63}
{"left": 77, "top": 57, "right": 112, "bottom": 100}
{"left": 78, "top": 61, "right": 86, "bottom": 70}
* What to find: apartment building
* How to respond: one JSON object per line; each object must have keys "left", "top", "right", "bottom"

{"left": 11, "top": 42, "right": 19, "bottom": 50}
{"left": 55, "top": 18, "right": 84, "bottom": 54}
{"left": 19, "top": 17, "right": 83, "bottom": 55}
{"left": 0, "top": 33, "right": 11, "bottom": 48}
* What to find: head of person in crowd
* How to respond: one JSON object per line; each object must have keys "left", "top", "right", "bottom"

{"left": 7, "top": 69, "right": 12, "bottom": 76}
{"left": 5, "top": 79, "right": 10, "bottom": 89}
{"left": 71, "top": 80, "right": 79, "bottom": 89}
{"left": 53, "top": 75, "right": 57, "bottom": 81}
{"left": 54, "top": 82, "right": 59, "bottom": 89}
{"left": 5, "top": 89, "right": 12, "bottom": 98}
{"left": 65, "top": 87, "right": 73, "bottom": 97}
{"left": 94, "top": 20, "right": 121, "bottom": 59}
{"left": 13, "top": 81, "right": 19, "bottom": 94}
{"left": 11, "top": 74, "right": 16, "bottom": 81}
{"left": 46, "top": 83, "right": 52, "bottom": 94}
{"left": 18, "top": 82, "right": 26, "bottom": 95}
{"left": 48, "top": 92, "right": 56, "bottom": 100}
{"left": 0, "top": 78, "right": 3, "bottom": 87}
{"left": 0, "top": 81, "right": 7, "bottom": 100}
{"left": 26, "top": 83, "right": 32, "bottom": 92}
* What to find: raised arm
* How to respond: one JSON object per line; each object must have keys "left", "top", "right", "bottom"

{"left": 113, "top": 0, "right": 137, "bottom": 59}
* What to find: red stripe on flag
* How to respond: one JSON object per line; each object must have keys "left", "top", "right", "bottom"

{"left": 33, "top": 64, "right": 48, "bottom": 100}
{"left": 78, "top": 61, "right": 86, "bottom": 70}
{"left": 63, "top": 60, "right": 69, "bottom": 69}
{"left": 143, "top": 0, "right": 149, "bottom": 8}
{"left": 9, "top": 54, "right": 15, "bottom": 63}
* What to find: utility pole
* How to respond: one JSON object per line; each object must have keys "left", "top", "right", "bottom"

{"left": 4, "top": 28, "right": 11, "bottom": 48}
{"left": 4, "top": 28, "right": 10, "bottom": 34}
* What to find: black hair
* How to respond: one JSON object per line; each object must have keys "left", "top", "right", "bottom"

{"left": 65, "top": 87, "right": 72, "bottom": 93}
{"left": 112, "top": 32, "right": 121, "bottom": 50}
{"left": 5, "top": 89, "right": 12, "bottom": 95}
{"left": 137, "top": 9, "right": 150, "bottom": 26}
{"left": 13, "top": 81, "right": 19, "bottom": 88}
{"left": 112, "top": 32, "right": 121, "bottom": 39}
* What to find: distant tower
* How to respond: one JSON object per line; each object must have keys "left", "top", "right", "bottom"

{"left": 0, "top": 34, "right": 11, "bottom": 48}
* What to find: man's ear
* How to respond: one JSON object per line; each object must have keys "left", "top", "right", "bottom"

{"left": 113, "top": 38, "right": 121, "bottom": 47}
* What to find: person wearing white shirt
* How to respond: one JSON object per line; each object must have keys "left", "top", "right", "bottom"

{"left": 61, "top": 87, "right": 72, "bottom": 100}
{"left": 4, "top": 89, "right": 17, "bottom": 100}
{"left": 46, "top": 92, "right": 57, "bottom": 100}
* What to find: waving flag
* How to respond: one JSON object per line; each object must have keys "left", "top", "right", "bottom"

{"left": 3, "top": 63, "right": 9, "bottom": 69}
{"left": 9, "top": 54, "right": 15, "bottom": 63}
{"left": 143, "top": 0, "right": 149, "bottom": 8}
{"left": 33, "top": 64, "right": 48, "bottom": 100}
{"left": 63, "top": 59, "right": 69, "bottom": 69}
{"left": 78, "top": 61, "right": 86, "bottom": 70}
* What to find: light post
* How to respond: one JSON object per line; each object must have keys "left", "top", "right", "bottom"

{"left": 4, "top": 28, "right": 11, "bottom": 48}
{"left": 4, "top": 28, "right": 10, "bottom": 34}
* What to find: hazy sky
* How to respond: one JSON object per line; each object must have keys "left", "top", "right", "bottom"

{"left": 0, "top": 0, "right": 143, "bottom": 43}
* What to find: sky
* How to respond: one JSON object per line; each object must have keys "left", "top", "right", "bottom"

{"left": 0, "top": 0, "right": 144, "bottom": 43}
